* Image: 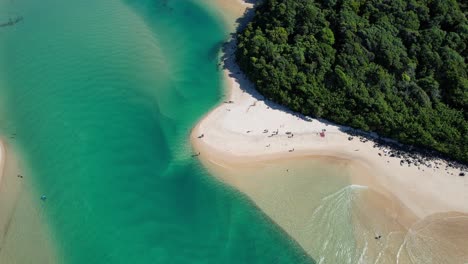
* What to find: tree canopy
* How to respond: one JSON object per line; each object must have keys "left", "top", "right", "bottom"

{"left": 237, "top": 0, "right": 468, "bottom": 162}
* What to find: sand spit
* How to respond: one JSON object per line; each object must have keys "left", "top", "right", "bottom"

{"left": 195, "top": 0, "right": 467, "bottom": 218}
{"left": 193, "top": 0, "right": 468, "bottom": 262}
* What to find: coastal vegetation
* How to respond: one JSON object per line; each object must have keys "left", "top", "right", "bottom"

{"left": 236, "top": 0, "right": 468, "bottom": 162}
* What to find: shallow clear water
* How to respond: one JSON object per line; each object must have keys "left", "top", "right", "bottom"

{"left": 208, "top": 157, "right": 468, "bottom": 264}
{"left": 0, "top": 0, "right": 314, "bottom": 263}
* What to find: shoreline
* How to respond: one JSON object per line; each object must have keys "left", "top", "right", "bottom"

{"left": 194, "top": 0, "right": 468, "bottom": 227}
{"left": 0, "top": 137, "right": 60, "bottom": 263}
{"left": 205, "top": 0, "right": 255, "bottom": 31}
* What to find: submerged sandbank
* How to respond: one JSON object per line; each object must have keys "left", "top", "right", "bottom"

{"left": 199, "top": 155, "right": 468, "bottom": 262}
{"left": 193, "top": 0, "right": 468, "bottom": 262}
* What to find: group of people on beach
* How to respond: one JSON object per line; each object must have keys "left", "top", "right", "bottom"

{"left": 198, "top": 97, "right": 467, "bottom": 177}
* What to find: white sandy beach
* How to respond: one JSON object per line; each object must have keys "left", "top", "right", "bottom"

{"left": 193, "top": 0, "right": 468, "bottom": 262}
{"left": 192, "top": 68, "right": 468, "bottom": 216}
{"left": 192, "top": 3, "right": 468, "bottom": 216}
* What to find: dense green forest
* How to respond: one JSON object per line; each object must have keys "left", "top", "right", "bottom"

{"left": 236, "top": 0, "right": 468, "bottom": 162}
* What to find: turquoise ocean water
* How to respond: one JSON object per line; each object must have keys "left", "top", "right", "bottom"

{"left": 0, "top": 0, "right": 314, "bottom": 263}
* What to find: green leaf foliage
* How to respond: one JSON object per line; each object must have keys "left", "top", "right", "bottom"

{"left": 237, "top": 0, "right": 468, "bottom": 162}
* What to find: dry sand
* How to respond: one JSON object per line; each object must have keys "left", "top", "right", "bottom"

{"left": 192, "top": 0, "right": 468, "bottom": 262}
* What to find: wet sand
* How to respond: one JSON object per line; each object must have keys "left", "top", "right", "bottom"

{"left": 0, "top": 141, "right": 4, "bottom": 183}
{"left": 204, "top": 0, "right": 254, "bottom": 31}
{"left": 0, "top": 139, "right": 59, "bottom": 263}
{"left": 196, "top": 146, "right": 468, "bottom": 263}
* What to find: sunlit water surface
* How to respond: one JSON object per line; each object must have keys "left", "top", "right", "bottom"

{"left": 0, "top": 0, "right": 313, "bottom": 263}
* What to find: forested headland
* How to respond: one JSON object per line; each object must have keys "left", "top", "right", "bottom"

{"left": 236, "top": 0, "right": 468, "bottom": 162}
